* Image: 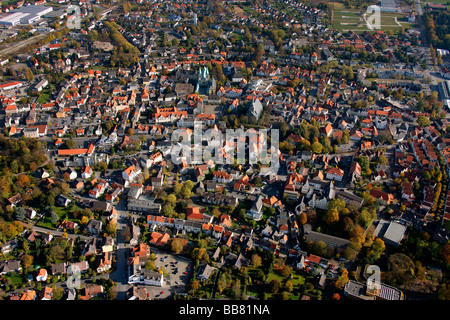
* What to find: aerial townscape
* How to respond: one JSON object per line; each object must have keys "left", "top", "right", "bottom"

{"left": 0, "top": 0, "right": 449, "bottom": 304}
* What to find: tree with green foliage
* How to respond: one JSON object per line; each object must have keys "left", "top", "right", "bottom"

{"left": 311, "top": 141, "right": 323, "bottom": 154}
{"left": 363, "top": 238, "right": 386, "bottom": 264}
{"left": 310, "top": 241, "right": 328, "bottom": 257}
{"left": 357, "top": 155, "right": 370, "bottom": 173}
{"left": 162, "top": 204, "right": 176, "bottom": 218}
{"left": 417, "top": 115, "right": 431, "bottom": 128}
{"left": 24, "top": 67, "right": 34, "bottom": 82}
{"left": 165, "top": 194, "right": 177, "bottom": 206}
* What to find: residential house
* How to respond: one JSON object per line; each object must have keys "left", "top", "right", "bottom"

{"left": 123, "top": 165, "right": 142, "bottom": 182}
{"left": 51, "top": 262, "right": 67, "bottom": 276}
{"left": 80, "top": 285, "right": 104, "bottom": 300}
{"left": 56, "top": 194, "right": 71, "bottom": 207}
{"left": 85, "top": 219, "right": 102, "bottom": 235}
{"left": 369, "top": 189, "right": 394, "bottom": 205}
{"left": 0, "top": 260, "right": 21, "bottom": 275}
{"left": 197, "top": 263, "right": 217, "bottom": 281}
{"left": 36, "top": 268, "right": 48, "bottom": 281}
{"left": 81, "top": 166, "right": 93, "bottom": 179}
{"left": 247, "top": 195, "right": 264, "bottom": 220}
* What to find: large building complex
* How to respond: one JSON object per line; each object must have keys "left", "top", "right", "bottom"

{"left": 0, "top": 5, "right": 53, "bottom": 26}
{"left": 344, "top": 279, "right": 405, "bottom": 300}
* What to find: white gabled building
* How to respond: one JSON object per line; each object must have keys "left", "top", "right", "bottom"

{"left": 122, "top": 165, "right": 141, "bottom": 182}
{"left": 326, "top": 167, "right": 344, "bottom": 182}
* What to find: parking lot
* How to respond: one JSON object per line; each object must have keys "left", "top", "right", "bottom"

{"left": 147, "top": 248, "right": 194, "bottom": 299}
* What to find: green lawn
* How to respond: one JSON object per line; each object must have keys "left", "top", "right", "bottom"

{"left": 3, "top": 273, "right": 26, "bottom": 286}
{"left": 36, "top": 92, "right": 51, "bottom": 104}
{"left": 36, "top": 216, "right": 57, "bottom": 230}
{"left": 36, "top": 203, "right": 82, "bottom": 230}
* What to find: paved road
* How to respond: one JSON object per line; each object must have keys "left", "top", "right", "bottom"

{"left": 108, "top": 197, "right": 132, "bottom": 300}
{"left": 109, "top": 247, "right": 129, "bottom": 300}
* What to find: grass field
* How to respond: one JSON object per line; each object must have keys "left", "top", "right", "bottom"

{"left": 36, "top": 86, "right": 52, "bottom": 103}
{"left": 333, "top": 8, "right": 415, "bottom": 33}
{"left": 327, "top": 1, "right": 345, "bottom": 9}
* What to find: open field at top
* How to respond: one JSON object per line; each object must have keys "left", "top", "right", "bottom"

{"left": 326, "top": 1, "right": 345, "bottom": 9}
{"left": 332, "top": 7, "right": 416, "bottom": 33}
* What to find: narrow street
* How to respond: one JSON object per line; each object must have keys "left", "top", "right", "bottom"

{"left": 108, "top": 196, "right": 131, "bottom": 300}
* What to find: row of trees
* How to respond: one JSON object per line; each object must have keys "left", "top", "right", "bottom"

{"left": 102, "top": 21, "right": 140, "bottom": 68}
{"left": 424, "top": 11, "right": 450, "bottom": 52}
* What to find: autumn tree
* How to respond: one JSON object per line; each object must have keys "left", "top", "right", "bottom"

{"left": 268, "top": 279, "right": 281, "bottom": 294}
{"left": 21, "top": 254, "right": 34, "bottom": 269}
{"left": 52, "top": 285, "right": 64, "bottom": 300}
{"left": 280, "top": 265, "right": 292, "bottom": 278}
{"left": 335, "top": 270, "right": 349, "bottom": 289}
{"left": 121, "top": 226, "right": 132, "bottom": 242}
{"left": 299, "top": 212, "right": 308, "bottom": 225}
{"left": 24, "top": 67, "right": 34, "bottom": 82}
{"left": 251, "top": 253, "right": 262, "bottom": 268}
{"left": 441, "top": 244, "right": 450, "bottom": 265}
{"left": 191, "top": 247, "right": 209, "bottom": 262}
{"left": 82, "top": 208, "right": 93, "bottom": 219}
{"left": 105, "top": 220, "right": 117, "bottom": 236}
{"left": 284, "top": 280, "right": 294, "bottom": 293}
{"left": 143, "top": 167, "right": 150, "bottom": 181}
{"left": 190, "top": 280, "right": 201, "bottom": 292}
{"left": 80, "top": 216, "right": 89, "bottom": 225}
{"left": 324, "top": 208, "right": 339, "bottom": 225}
{"left": 108, "top": 287, "right": 118, "bottom": 300}
{"left": 144, "top": 260, "right": 156, "bottom": 271}
{"left": 231, "top": 279, "right": 241, "bottom": 299}
{"left": 211, "top": 208, "right": 221, "bottom": 218}
{"left": 328, "top": 198, "right": 347, "bottom": 212}
{"left": 311, "top": 141, "right": 323, "bottom": 154}
{"left": 306, "top": 209, "right": 317, "bottom": 224}
{"left": 173, "top": 182, "right": 182, "bottom": 197}
{"left": 349, "top": 224, "right": 366, "bottom": 251}
{"left": 126, "top": 128, "right": 134, "bottom": 136}
{"left": 169, "top": 238, "right": 184, "bottom": 254}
